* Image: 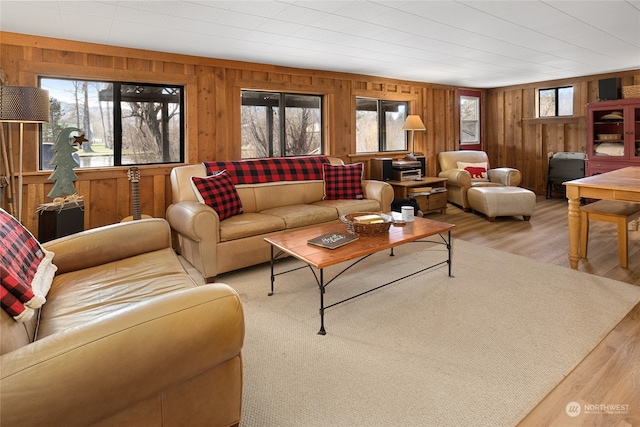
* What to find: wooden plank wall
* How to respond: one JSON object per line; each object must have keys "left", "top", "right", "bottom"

{"left": 1, "top": 32, "right": 639, "bottom": 236}
{"left": 0, "top": 32, "right": 459, "bottom": 236}
{"left": 485, "top": 70, "right": 640, "bottom": 194}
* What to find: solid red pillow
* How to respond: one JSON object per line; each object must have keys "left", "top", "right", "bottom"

{"left": 191, "top": 170, "right": 244, "bottom": 220}
{"left": 322, "top": 163, "right": 365, "bottom": 200}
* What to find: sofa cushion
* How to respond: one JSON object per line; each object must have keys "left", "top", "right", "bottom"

{"left": 191, "top": 171, "right": 244, "bottom": 220}
{"left": 220, "top": 213, "right": 286, "bottom": 241}
{"left": 313, "top": 199, "right": 381, "bottom": 215}
{"left": 37, "top": 248, "right": 198, "bottom": 339}
{"left": 322, "top": 163, "right": 365, "bottom": 200}
{"left": 0, "top": 208, "right": 56, "bottom": 322}
{"left": 457, "top": 161, "right": 489, "bottom": 182}
{"left": 260, "top": 204, "right": 338, "bottom": 229}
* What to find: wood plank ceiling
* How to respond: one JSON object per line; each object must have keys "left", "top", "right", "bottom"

{"left": 1, "top": 0, "right": 639, "bottom": 88}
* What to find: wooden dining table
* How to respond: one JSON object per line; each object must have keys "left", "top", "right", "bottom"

{"left": 564, "top": 166, "right": 640, "bottom": 269}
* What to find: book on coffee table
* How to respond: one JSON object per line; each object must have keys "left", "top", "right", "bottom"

{"left": 307, "top": 232, "right": 358, "bottom": 249}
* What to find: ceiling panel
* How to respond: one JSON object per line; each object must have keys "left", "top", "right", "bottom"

{"left": 0, "top": 0, "right": 638, "bottom": 88}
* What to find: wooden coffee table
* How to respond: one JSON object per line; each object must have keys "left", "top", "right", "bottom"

{"left": 264, "top": 216, "right": 455, "bottom": 334}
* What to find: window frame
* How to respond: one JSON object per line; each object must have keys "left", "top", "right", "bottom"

{"left": 458, "top": 89, "right": 482, "bottom": 151}
{"left": 538, "top": 85, "right": 574, "bottom": 118}
{"left": 39, "top": 76, "right": 185, "bottom": 169}
{"left": 240, "top": 89, "right": 324, "bottom": 159}
{"left": 355, "top": 97, "right": 408, "bottom": 154}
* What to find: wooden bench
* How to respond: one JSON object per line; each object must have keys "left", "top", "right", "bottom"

{"left": 580, "top": 200, "right": 640, "bottom": 268}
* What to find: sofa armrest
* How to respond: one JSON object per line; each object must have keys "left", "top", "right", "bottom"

{"left": 0, "top": 283, "right": 244, "bottom": 427}
{"left": 362, "top": 180, "right": 394, "bottom": 212}
{"left": 43, "top": 218, "right": 172, "bottom": 274}
{"left": 165, "top": 201, "right": 220, "bottom": 243}
{"left": 438, "top": 168, "right": 472, "bottom": 188}
{"left": 488, "top": 168, "right": 522, "bottom": 186}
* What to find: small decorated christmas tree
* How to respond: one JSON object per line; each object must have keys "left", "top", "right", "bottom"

{"left": 47, "top": 127, "right": 87, "bottom": 199}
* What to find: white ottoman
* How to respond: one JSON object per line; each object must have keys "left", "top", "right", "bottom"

{"left": 467, "top": 187, "right": 536, "bottom": 221}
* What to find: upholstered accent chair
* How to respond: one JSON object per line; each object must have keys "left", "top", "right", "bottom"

{"left": 437, "top": 150, "right": 522, "bottom": 210}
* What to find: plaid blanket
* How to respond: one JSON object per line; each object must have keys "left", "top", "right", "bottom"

{"left": 1, "top": 266, "right": 38, "bottom": 321}
{"left": 0, "top": 208, "right": 55, "bottom": 321}
{"left": 203, "top": 156, "right": 331, "bottom": 185}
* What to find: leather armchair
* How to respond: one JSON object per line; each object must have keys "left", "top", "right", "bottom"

{"left": 438, "top": 150, "right": 522, "bottom": 210}
{"left": 1, "top": 219, "right": 244, "bottom": 427}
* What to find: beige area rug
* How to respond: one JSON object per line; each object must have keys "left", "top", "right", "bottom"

{"left": 206, "top": 239, "right": 640, "bottom": 427}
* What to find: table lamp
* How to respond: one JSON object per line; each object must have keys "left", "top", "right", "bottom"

{"left": 402, "top": 115, "right": 425, "bottom": 160}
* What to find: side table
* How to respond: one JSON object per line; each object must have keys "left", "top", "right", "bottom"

{"left": 388, "top": 177, "right": 448, "bottom": 214}
{"left": 38, "top": 201, "right": 85, "bottom": 242}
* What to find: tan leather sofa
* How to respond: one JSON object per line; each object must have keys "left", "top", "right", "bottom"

{"left": 167, "top": 157, "right": 394, "bottom": 282}
{"left": 1, "top": 219, "right": 244, "bottom": 427}
{"left": 437, "top": 150, "right": 522, "bottom": 210}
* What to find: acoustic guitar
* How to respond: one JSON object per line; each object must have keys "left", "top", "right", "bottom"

{"left": 121, "top": 167, "right": 152, "bottom": 222}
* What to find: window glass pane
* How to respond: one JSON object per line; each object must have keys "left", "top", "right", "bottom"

{"left": 539, "top": 89, "right": 556, "bottom": 117}
{"left": 558, "top": 87, "right": 574, "bottom": 116}
{"left": 284, "top": 94, "right": 322, "bottom": 156}
{"left": 460, "top": 120, "right": 479, "bottom": 144}
{"left": 460, "top": 96, "right": 478, "bottom": 120}
{"left": 356, "top": 98, "right": 379, "bottom": 153}
{"left": 41, "top": 78, "right": 114, "bottom": 169}
{"left": 241, "top": 91, "right": 280, "bottom": 158}
{"left": 382, "top": 101, "right": 406, "bottom": 151}
{"left": 120, "top": 84, "right": 182, "bottom": 165}
{"left": 460, "top": 96, "right": 479, "bottom": 144}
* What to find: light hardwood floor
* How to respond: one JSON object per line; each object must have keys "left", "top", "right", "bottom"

{"left": 429, "top": 196, "right": 639, "bottom": 427}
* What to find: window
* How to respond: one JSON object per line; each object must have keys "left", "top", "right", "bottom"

{"left": 460, "top": 93, "right": 480, "bottom": 149}
{"left": 539, "top": 86, "right": 574, "bottom": 118}
{"left": 356, "top": 98, "right": 407, "bottom": 153}
{"left": 40, "top": 77, "right": 184, "bottom": 169}
{"left": 241, "top": 90, "right": 323, "bottom": 158}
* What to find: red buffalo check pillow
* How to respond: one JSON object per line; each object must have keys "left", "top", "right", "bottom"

{"left": 0, "top": 208, "right": 57, "bottom": 322}
{"left": 322, "top": 163, "right": 365, "bottom": 200}
{"left": 191, "top": 170, "right": 244, "bottom": 220}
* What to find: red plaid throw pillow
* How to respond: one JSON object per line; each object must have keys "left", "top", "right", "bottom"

{"left": 0, "top": 208, "right": 56, "bottom": 322}
{"left": 322, "top": 163, "right": 365, "bottom": 200}
{"left": 191, "top": 170, "right": 244, "bottom": 220}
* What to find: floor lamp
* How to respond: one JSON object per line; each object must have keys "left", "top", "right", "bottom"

{"left": 402, "top": 115, "right": 426, "bottom": 161}
{"left": 0, "top": 86, "right": 50, "bottom": 222}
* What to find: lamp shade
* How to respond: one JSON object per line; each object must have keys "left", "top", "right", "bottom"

{"left": 0, "top": 86, "right": 50, "bottom": 123}
{"left": 402, "top": 115, "right": 425, "bottom": 131}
